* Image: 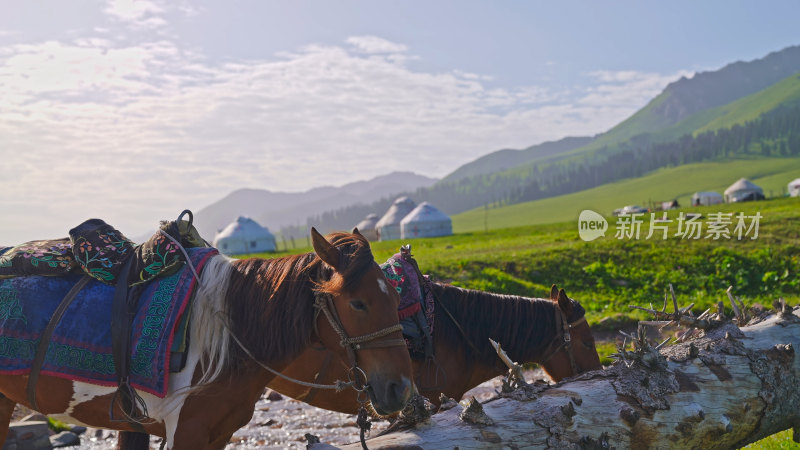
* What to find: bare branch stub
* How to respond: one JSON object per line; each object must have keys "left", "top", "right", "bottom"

{"left": 490, "top": 338, "right": 528, "bottom": 389}
{"left": 610, "top": 325, "right": 668, "bottom": 370}
{"left": 630, "top": 285, "right": 733, "bottom": 335}
{"left": 727, "top": 286, "right": 748, "bottom": 324}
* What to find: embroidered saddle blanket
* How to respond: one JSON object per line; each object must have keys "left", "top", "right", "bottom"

{"left": 380, "top": 253, "right": 435, "bottom": 357}
{"left": 0, "top": 247, "right": 217, "bottom": 397}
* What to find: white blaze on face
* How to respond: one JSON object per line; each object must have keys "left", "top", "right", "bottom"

{"left": 377, "top": 278, "right": 389, "bottom": 295}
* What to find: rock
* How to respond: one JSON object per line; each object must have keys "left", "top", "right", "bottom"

{"left": 6, "top": 421, "right": 53, "bottom": 449}
{"left": 265, "top": 390, "right": 283, "bottom": 401}
{"left": 49, "top": 431, "right": 80, "bottom": 448}
{"left": 68, "top": 425, "right": 86, "bottom": 436}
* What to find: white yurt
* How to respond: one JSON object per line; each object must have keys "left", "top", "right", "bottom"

{"left": 400, "top": 202, "right": 452, "bottom": 239}
{"left": 213, "top": 216, "right": 276, "bottom": 255}
{"left": 724, "top": 178, "right": 764, "bottom": 203}
{"left": 691, "top": 191, "right": 723, "bottom": 207}
{"left": 354, "top": 213, "right": 380, "bottom": 241}
{"left": 375, "top": 197, "right": 417, "bottom": 241}
{"left": 788, "top": 178, "right": 800, "bottom": 197}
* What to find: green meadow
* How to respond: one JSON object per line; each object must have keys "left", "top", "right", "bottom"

{"left": 451, "top": 157, "right": 800, "bottom": 233}
{"left": 265, "top": 196, "right": 799, "bottom": 327}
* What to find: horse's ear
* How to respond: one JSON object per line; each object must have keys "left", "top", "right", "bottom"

{"left": 311, "top": 227, "right": 341, "bottom": 270}
{"left": 557, "top": 288, "right": 572, "bottom": 315}
{"left": 550, "top": 284, "right": 559, "bottom": 301}
{"left": 351, "top": 227, "right": 362, "bottom": 236}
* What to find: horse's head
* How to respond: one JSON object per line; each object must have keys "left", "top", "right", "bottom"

{"left": 310, "top": 227, "right": 413, "bottom": 415}
{"left": 539, "top": 285, "right": 602, "bottom": 382}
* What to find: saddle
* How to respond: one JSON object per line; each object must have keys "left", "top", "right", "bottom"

{"left": 2, "top": 210, "right": 210, "bottom": 427}
{"left": 379, "top": 245, "right": 435, "bottom": 360}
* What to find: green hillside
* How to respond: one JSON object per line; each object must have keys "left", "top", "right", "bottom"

{"left": 695, "top": 72, "right": 800, "bottom": 134}
{"left": 485, "top": 49, "right": 800, "bottom": 182}
{"left": 452, "top": 157, "right": 800, "bottom": 232}
{"left": 498, "top": 71, "right": 800, "bottom": 182}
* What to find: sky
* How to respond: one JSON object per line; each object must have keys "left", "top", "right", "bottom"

{"left": 1, "top": 0, "right": 798, "bottom": 243}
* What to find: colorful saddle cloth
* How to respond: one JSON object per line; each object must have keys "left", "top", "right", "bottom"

{"left": 380, "top": 253, "right": 435, "bottom": 357}
{"left": 0, "top": 247, "right": 217, "bottom": 397}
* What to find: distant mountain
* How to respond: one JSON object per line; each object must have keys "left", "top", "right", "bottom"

{"left": 441, "top": 136, "right": 594, "bottom": 183}
{"left": 193, "top": 171, "right": 437, "bottom": 240}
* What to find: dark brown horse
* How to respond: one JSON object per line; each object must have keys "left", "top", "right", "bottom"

{"left": 0, "top": 229, "right": 413, "bottom": 449}
{"left": 268, "top": 283, "right": 602, "bottom": 414}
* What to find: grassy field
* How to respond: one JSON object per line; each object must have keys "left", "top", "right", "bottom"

{"left": 451, "top": 157, "right": 800, "bottom": 233}
{"left": 267, "top": 196, "right": 799, "bottom": 325}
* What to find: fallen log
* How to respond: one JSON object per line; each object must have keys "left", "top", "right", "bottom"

{"left": 313, "top": 304, "right": 800, "bottom": 449}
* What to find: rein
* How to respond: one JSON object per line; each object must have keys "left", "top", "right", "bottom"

{"left": 225, "top": 293, "right": 404, "bottom": 392}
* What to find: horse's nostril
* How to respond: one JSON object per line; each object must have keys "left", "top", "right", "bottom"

{"left": 388, "top": 377, "right": 410, "bottom": 402}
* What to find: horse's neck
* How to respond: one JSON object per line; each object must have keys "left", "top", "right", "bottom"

{"left": 438, "top": 287, "right": 556, "bottom": 367}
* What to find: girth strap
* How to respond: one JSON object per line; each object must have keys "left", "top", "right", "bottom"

{"left": 109, "top": 256, "right": 148, "bottom": 429}
{"left": 27, "top": 275, "right": 91, "bottom": 410}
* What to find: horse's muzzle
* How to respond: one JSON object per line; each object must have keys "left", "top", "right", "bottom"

{"left": 368, "top": 374, "right": 413, "bottom": 415}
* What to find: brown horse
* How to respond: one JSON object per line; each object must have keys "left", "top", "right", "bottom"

{"left": 0, "top": 229, "right": 413, "bottom": 449}
{"left": 267, "top": 283, "right": 602, "bottom": 414}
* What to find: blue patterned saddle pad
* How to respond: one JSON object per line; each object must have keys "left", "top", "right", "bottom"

{"left": 0, "top": 247, "right": 218, "bottom": 397}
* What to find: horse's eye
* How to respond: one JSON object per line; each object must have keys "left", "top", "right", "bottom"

{"left": 350, "top": 300, "right": 368, "bottom": 311}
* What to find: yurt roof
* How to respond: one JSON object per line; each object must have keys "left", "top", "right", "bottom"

{"left": 400, "top": 202, "right": 450, "bottom": 224}
{"left": 355, "top": 214, "right": 380, "bottom": 230}
{"left": 724, "top": 178, "right": 763, "bottom": 195}
{"left": 215, "top": 216, "right": 274, "bottom": 240}
{"left": 375, "top": 197, "right": 417, "bottom": 227}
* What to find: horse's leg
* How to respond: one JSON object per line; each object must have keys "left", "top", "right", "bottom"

{"left": 0, "top": 393, "right": 16, "bottom": 445}
{"left": 116, "top": 431, "right": 152, "bottom": 450}
{"left": 170, "top": 376, "right": 265, "bottom": 450}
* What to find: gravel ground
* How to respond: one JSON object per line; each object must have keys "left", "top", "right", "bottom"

{"left": 9, "top": 369, "right": 548, "bottom": 449}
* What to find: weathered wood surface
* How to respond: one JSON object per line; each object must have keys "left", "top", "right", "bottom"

{"left": 313, "top": 308, "right": 800, "bottom": 449}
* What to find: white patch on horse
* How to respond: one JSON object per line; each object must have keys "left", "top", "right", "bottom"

{"left": 46, "top": 382, "right": 116, "bottom": 427}
{"left": 377, "top": 278, "right": 389, "bottom": 295}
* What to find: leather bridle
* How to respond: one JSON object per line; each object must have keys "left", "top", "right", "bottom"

{"left": 312, "top": 292, "right": 406, "bottom": 390}
{"left": 539, "top": 307, "right": 587, "bottom": 378}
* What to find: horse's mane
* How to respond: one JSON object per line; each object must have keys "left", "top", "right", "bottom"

{"left": 429, "top": 283, "right": 586, "bottom": 364}
{"left": 224, "top": 232, "right": 377, "bottom": 369}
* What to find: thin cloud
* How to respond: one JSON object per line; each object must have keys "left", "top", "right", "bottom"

{"left": 104, "top": 0, "right": 164, "bottom": 21}
{"left": 0, "top": 32, "right": 684, "bottom": 243}
{"left": 346, "top": 36, "right": 408, "bottom": 54}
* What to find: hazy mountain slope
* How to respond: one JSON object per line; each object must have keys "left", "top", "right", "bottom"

{"left": 441, "top": 136, "right": 594, "bottom": 183}
{"left": 194, "top": 171, "right": 437, "bottom": 239}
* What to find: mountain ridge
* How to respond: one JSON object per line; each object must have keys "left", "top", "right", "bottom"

{"left": 194, "top": 171, "right": 437, "bottom": 240}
